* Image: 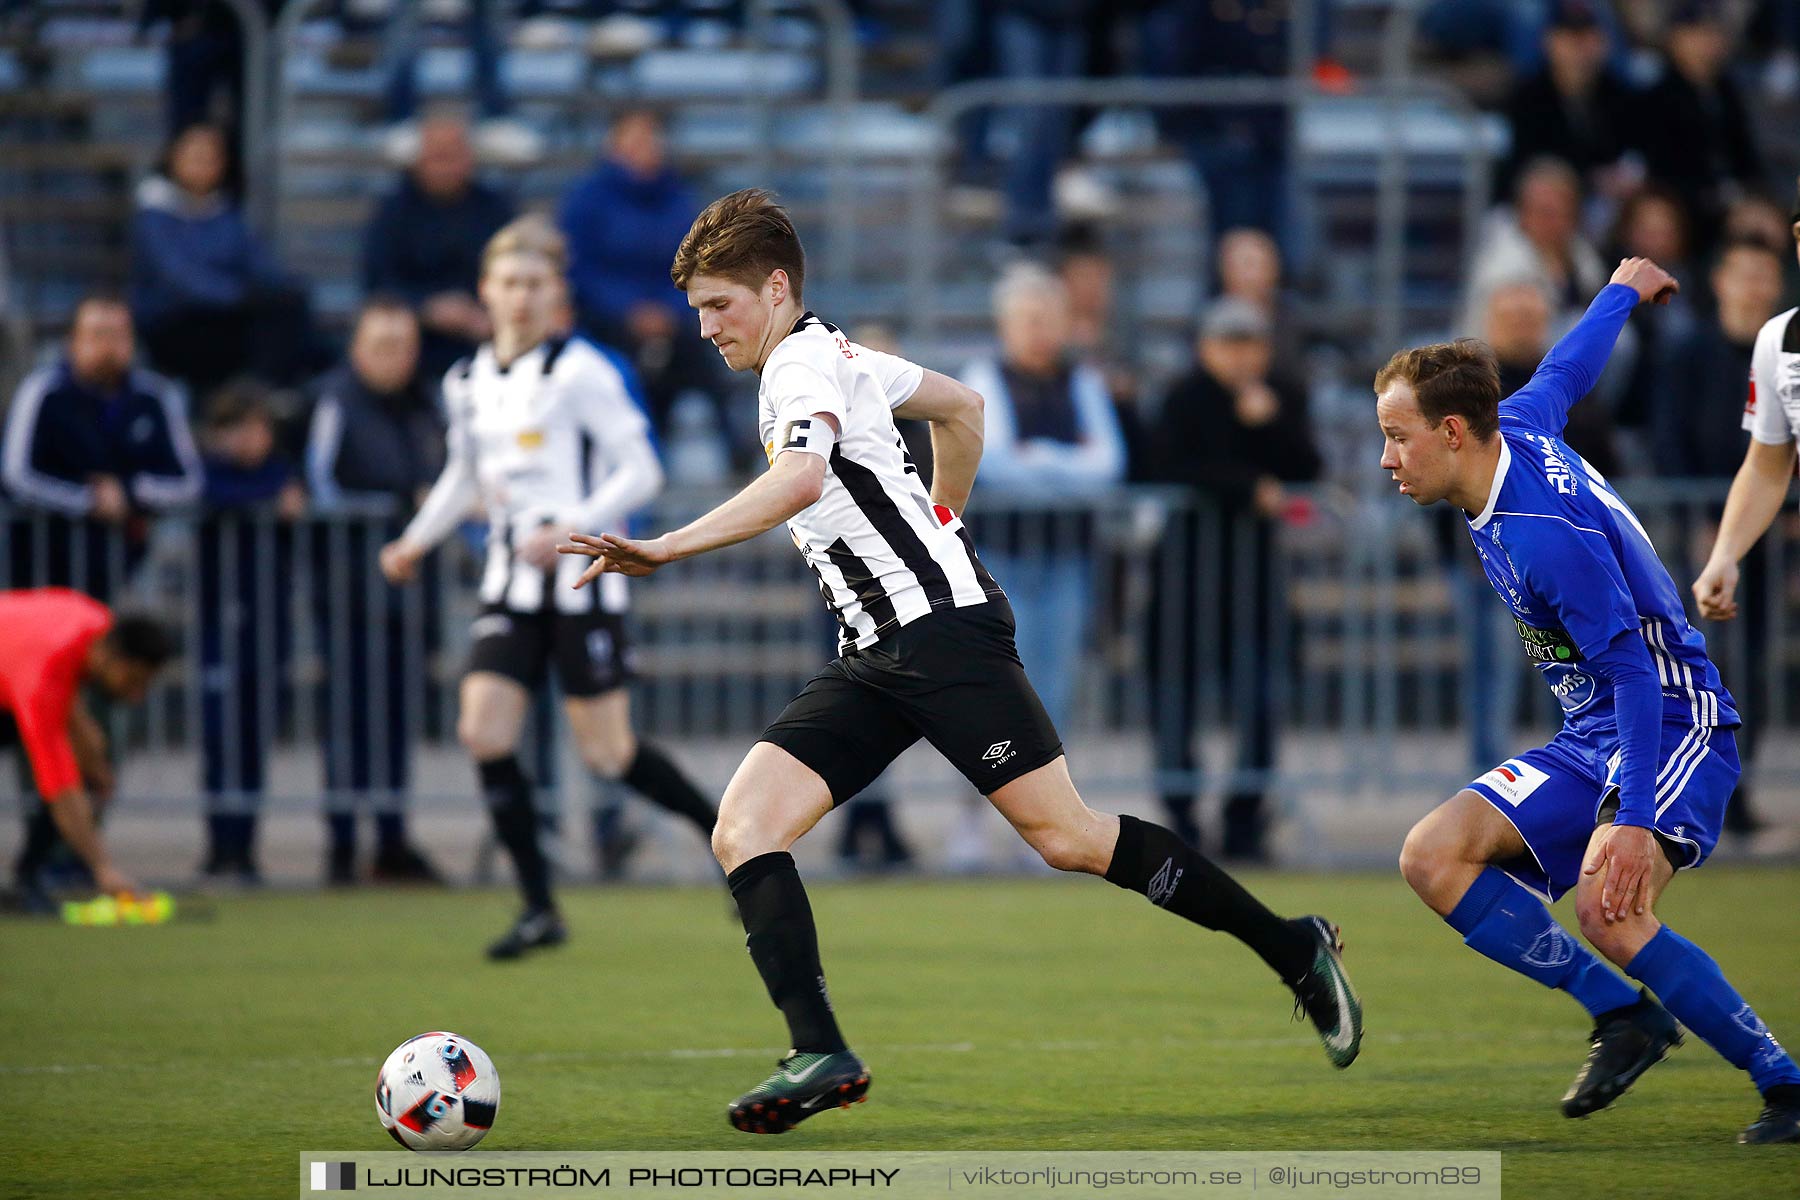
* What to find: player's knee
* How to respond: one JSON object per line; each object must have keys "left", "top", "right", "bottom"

{"left": 1572, "top": 891, "right": 1607, "bottom": 943}
{"left": 1574, "top": 897, "right": 1651, "bottom": 963}
{"left": 458, "top": 718, "right": 514, "bottom": 764}
{"left": 711, "top": 811, "right": 769, "bottom": 873}
{"left": 1027, "top": 826, "right": 1102, "bottom": 874}
{"left": 579, "top": 740, "right": 634, "bottom": 780}
{"left": 1398, "top": 820, "right": 1450, "bottom": 902}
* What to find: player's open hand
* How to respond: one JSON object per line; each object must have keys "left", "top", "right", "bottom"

{"left": 378, "top": 539, "right": 421, "bottom": 585}
{"left": 94, "top": 863, "right": 140, "bottom": 898}
{"left": 558, "top": 531, "right": 674, "bottom": 585}
{"left": 1692, "top": 557, "right": 1740, "bottom": 621}
{"left": 1582, "top": 823, "right": 1659, "bottom": 922}
{"left": 1609, "top": 257, "right": 1678, "bottom": 306}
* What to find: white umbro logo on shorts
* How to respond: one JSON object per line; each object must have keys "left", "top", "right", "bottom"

{"left": 982, "top": 741, "right": 1011, "bottom": 761}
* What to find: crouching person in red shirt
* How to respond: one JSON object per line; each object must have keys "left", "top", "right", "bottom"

{"left": 2, "top": 588, "right": 176, "bottom": 901}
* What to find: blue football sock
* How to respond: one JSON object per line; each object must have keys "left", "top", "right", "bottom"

{"left": 1445, "top": 867, "right": 1640, "bottom": 1019}
{"left": 1626, "top": 926, "right": 1800, "bottom": 1093}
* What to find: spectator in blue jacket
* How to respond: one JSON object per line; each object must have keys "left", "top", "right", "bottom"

{"left": 362, "top": 114, "right": 514, "bottom": 383}
{"left": 558, "top": 109, "right": 720, "bottom": 439}
{"left": 131, "top": 123, "right": 321, "bottom": 397}
{"left": 2, "top": 294, "right": 202, "bottom": 598}
{"left": 304, "top": 297, "right": 446, "bottom": 885}
{"left": 195, "top": 379, "right": 305, "bottom": 884}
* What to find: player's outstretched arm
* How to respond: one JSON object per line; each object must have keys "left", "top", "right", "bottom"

{"left": 893, "top": 370, "right": 983, "bottom": 513}
{"left": 380, "top": 403, "right": 479, "bottom": 584}
{"left": 46, "top": 787, "right": 136, "bottom": 896}
{"left": 1515, "top": 258, "right": 1676, "bottom": 434}
{"left": 1695, "top": 437, "right": 1798, "bottom": 620}
{"left": 559, "top": 450, "right": 827, "bottom": 586}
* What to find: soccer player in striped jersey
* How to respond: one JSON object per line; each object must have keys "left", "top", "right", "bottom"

{"left": 558, "top": 189, "right": 1363, "bottom": 1133}
{"left": 1381, "top": 258, "right": 1800, "bottom": 1145}
{"left": 379, "top": 216, "right": 717, "bottom": 961}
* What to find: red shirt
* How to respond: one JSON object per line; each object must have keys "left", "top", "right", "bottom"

{"left": 0, "top": 589, "right": 112, "bottom": 799}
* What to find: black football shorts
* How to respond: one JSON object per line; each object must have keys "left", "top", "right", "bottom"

{"left": 465, "top": 605, "right": 633, "bottom": 698}
{"left": 759, "top": 595, "right": 1064, "bottom": 804}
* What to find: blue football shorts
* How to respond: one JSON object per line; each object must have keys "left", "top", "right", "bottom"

{"left": 1465, "top": 717, "right": 1740, "bottom": 902}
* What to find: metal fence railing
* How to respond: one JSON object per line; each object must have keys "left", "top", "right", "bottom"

{"left": 4, "top": 480, "right": 1795, "bottom": 833}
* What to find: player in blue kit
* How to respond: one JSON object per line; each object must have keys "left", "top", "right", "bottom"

{"left": 1376, "top": 257, "right": 1800, "bottom": 1145}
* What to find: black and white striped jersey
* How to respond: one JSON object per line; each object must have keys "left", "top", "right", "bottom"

{"left": 761, "top": 312, "right": 1003, "bottom": 653}
{"left": 402, "top": 336, "right": 662, "bottom": 615}
{"left": 1744, "top": 306, "right": 1800, "bottom": 450}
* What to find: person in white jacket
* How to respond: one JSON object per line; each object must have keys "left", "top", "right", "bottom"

{"left": 958, "top": 261, "right": 1125, "bottom": 729}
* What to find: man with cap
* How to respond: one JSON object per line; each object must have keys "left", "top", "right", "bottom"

{"left": 1140, "top": 298, "right": 1323, "bottom": 860}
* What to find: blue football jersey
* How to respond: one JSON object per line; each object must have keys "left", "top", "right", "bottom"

{"left": 1463, "top": 283, "right": 1739, "bottom": 749}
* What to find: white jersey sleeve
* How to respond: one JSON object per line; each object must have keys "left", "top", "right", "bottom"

{"left": 860, "top": 346, "right": 925, "bottom": 409}
{"left": 401, "top": 363, "right": 481, "bottom": 549}
{"left": 554, "top": 343, "right": 664, "bottom": 531}
{"left": 763, "top": 356, "right": 847, "bottom": 461}
{"left": 1745, "top": 308, "right": 1797, "bottom": 446}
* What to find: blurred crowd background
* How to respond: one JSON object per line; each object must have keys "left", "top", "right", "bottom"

{"left": 4, "top": 0, "right": 1800, "bottom": 892}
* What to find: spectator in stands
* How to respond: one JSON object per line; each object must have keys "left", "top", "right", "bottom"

{"left": 1, "top": 294, "right": 202, "bottom": 599}
{"left": 1461, "top": 157, "right": 1607, "bottom": 335}
{"left": 987, "top": 1, "right": 1093, "bottom": 245}
{"left": 363, "top": 112, "right": 514, "bottom": 383}
{"left": 1216, "top": 226, "right": 1312, "bottom": 375}
{"left": 1651, "top": 235, "right": 1787, "bottom": 838}
{"left": 559, "top": 108, "right": 719, "bottom": 442}
{"left": 1142, "top": 0, "right": 1296, "bottom": 249}
{"left": 961, "top": 261, "right": 1125, "bottom": 731}
{"left": 1439, "top": 281, "right": 1555, "bottom": 774}
{"left": 1653, "top": 237, "right": 1785, "bottom": 478}
{"left": 1142, "top": 298, "right": 1321, "bottom": 861}
{"left": 141, "top": 0, "right": 277, "bottom": 179}
{"left": 1420, "top": 0, "right": 1628, "bottom": 86}
{"left": 1637, "top": 0, "right": 1763, "bottom": 252}
{"left": 195, "top": 380, "right": 304, "bottom": 885}
{"left": 378, "top": 0, "right": 541, "bottom": 165}
{"left": 1485, "top": 280, "right": 1553, "bottom": 398}
{"left": 1054, "top": 223, "right": 1145, "bottom": 466}
{"left": 130, "top": 123, "right": 321, "bottom": 397}
{"left": 1723, "top": 192, "right": 1798, "bottom": 260}
{"left": 304, "top": 298, "right": 445, "bottom": 885}
{"left": 1604, "top": 186, "right": 1697, "bottom": 463}
{"left": 1499, "top": 0, "right": 1639, "bottom": 200}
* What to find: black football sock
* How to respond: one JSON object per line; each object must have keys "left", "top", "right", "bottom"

{"left": 621, "top": 742, "right": 716, "bottom": 835}
{"left": 15, "top": 802, "right": 59, "bottom": 885}
{"left": 727, "top": 851, "right": 847, "bottom": 1054}
{"left": 478, "top": 756, "right": 554, "bottom": 913}
{"left": 1105, "top": 813, "right": 1314, "bottom": 982}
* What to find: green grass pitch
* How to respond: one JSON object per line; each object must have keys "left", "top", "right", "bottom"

{"left": 5, "top": 867, "right": 1797, "bottom": 1199}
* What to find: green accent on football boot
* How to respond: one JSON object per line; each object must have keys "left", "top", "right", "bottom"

{"left": 728, "top": 1050, "right": 870, "bottom": 1135}
{"left": 1289, "top": 915, "right": 1364, "bottom": 1069}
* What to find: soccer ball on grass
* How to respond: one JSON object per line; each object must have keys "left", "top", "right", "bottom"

{"left": 375, "top": 1032, "right": 500, "bottom": 1150}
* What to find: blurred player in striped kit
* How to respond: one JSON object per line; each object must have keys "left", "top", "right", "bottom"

{"left": 380, "top": 217, "right": 715, "bottom": 960}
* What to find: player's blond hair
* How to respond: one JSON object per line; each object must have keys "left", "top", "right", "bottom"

{"left": 481, "top": 214, "right": 568, "bottom": 278}
{"left": 670, "top": 188, "right": 805, "bottom": 299}
{"left": 1373, "top": 339, "right": 1501, "bottom": 441}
